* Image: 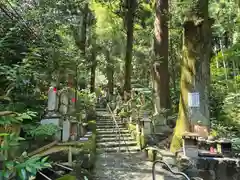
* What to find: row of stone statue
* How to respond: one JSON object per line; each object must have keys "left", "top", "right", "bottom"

{"left": 47, "top": 86, "right": 76, "bottom": 115}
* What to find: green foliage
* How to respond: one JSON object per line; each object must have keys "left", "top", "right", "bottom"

{"left": 0, "top": 110, "right": 37, "bottom": 126}
{"left": 77, "top": 90, "right": 97, "bottom": 110}
{"left": 0, "top": 133, "right": 25, "bottom": 152}
{"left": 26, "top": 124, "right": 60, "bottom": 138}
{"left": 57, "top": 174, "right": 77, "bottom": 180}
{"left": 222, "top": 93, "right": 240, "bottom": 121}
{"left": 210, "top": 93, "right": 240, "bottom": 138}
{"left": 87, "top": 120, "right": 96, "bottom": 133}
{"left": 0, "top": 133, "right": 51, "bottom": 179}
{"left": 14, "top": 156, "right": 51, "bottom": 179}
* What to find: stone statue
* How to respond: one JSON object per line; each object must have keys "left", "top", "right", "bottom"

{"left": 59, "top": 88, "right": 69, "bottom": 115}
{"left": 47, "top": 86, "right": 58, "bottom": 111}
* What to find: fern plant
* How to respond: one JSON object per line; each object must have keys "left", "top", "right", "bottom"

{"left": 0, "top": 133, "right": 51, "bottom": 179}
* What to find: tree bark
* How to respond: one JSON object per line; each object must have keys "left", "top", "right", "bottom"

{"left": 90, "top": 48, "right": 97, "bottom": 93}
{"left": 72, "top": 3, "right": 88, "bottom": 103}
{"left": 106, "top": 50, "right": 114, "bottom": 96}
{"left": 79, "top": 3, "right": 88, "bottom": 55}
{"left": 123, "top": 0, "right": 136, "bottom": 94}
{"left": 152, "top": 0, "right": 170, "bottom": 115}
{"left": 170, "top": 0, "right": 212, "bottom": 153}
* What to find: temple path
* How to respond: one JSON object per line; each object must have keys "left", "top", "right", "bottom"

{"left": 93, "top": 109, "right": 182, "bottom": 180}
{"left": 94, "top": 152, "right": 182, "bottom": 180}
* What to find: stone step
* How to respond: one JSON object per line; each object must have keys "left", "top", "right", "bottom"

{"left": 97, "top": 119, "right": 121, "bottom": 122}
{"left": 97, "top": 146, "right": 140, "bottom": 153}
{"left": 97, "top": 134, "right": 132, "bottom": 138}
{"left": 96, "top": 111, "right": 109, "bottom": 114}
{"left": 97, "top": 119, "right": 112, "bottom": 121}
{"left": 97, "top": 118, "right": 121, "bottom": 121}
{"left": 97, "top": 129, "right": 129, "bottom": 135}
{"left": 96, "top": 127, "right": 126, "bottom": 131}
{"left": 96, "top": 120, "right": 122, "bottom": 123}
{"left": 96, "top": 119, "right": 112, "bottom": 121}
{"left": 96, "top": 114, "right": 109, "bottom": 116}
{"left": 96, "top": 136, "right": 134, "bottom": 142}
{"left": 96, "top": 124, "right": 125, "bottom": 128}
{"left": 97, "top": 141, "right": 137, "bottom": 148}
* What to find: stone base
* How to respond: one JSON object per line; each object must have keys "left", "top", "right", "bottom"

{"left": 177, "top": 152, "right": 240, "bottom": 180}
{"left": 44, "top": 111, "right": 61, "bottom": 118}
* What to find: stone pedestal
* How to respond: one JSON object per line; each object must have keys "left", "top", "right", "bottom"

{"left": 182, "top": 132, "right": 199, "bottom": 158}
{"left": 70, "top": 122, "right": 78, "bottom": 140}
{"left": 40, "top": 117, "right": 62, "bottom": 140}
{"left": 62, "top": 120, "right": 70, "bottom": 142}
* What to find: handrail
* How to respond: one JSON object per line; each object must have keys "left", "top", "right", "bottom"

{"left": 107, "top": 103, "right": 121, "bottom": 152}
{"left": 107, "top": 103, "right": 130, "bottom": 153}
{"left": 152, "top": 160, "right": 190, "bottom": 180}
{"left": 147, "top": 146, "right": 194, "bottom": 180}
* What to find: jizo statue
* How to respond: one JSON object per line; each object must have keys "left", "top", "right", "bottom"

{"left": 47, "top": 86, "right": 58, "bottom": 111}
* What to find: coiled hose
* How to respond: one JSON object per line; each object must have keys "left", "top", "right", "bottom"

{"left": 152, "top": 160, "right": 191, "bottom": 180}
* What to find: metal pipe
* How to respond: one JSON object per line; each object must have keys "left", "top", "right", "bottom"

{"left": 152, "top": 160, "right": 190, "bottom": 180}
{"left": 55, "top": 163, "right": 73, "bottom": 171}
{"left": 38, "top": 171, "right": 52, "bottom": 180}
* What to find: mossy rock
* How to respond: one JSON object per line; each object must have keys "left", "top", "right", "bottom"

{"left": 87, "top": 120, "right": 96, "bottom": 133}
{"left": 57, "top": 174, "right": 76, "bottom": 180}
{"left": 128, "top": 123, "right": 136, "bottom": 131}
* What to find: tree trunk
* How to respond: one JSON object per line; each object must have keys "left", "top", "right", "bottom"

{"left": 123, "top": 0, "right": 136, "bottom": 94}
{"left": 79, "top": 3, "right": 88, "bottom": 55}
{"left": 90, "top": 48, "right": 97, "bottom": 93}
{"left": 152, "top": 0, "right": 170, "bottom": 116}
{"left": 170, "top": 0, "right": 212, "bottom": 153}
{"left": 71, "top": 3, "right": 89, "bottom": 105}
{"left": 106, "top": 50, "right": 114, "bottom": 97}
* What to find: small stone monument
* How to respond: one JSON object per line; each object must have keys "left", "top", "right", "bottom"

{"left": 62, "top": 120, "right": 70, "bottom": 142}
{"left": 45, "top": 84, "right": 60, "bottom": 117}
{"left": 59, "top": 88, "right": 69, "bottom": 115}
{"left": 48, "top": 86, "right": 57, "bottom": 111}
{"left": 68, "top": 88, "right": 76, "bottom": 114}
{"left": 41, "top": 84, "right": 62, "bottom": 140}
{"left": 152, "top": 113, "right": 169, "bottom": 133}
{"left": 140, "top": 113, "right": 152, "bottom": 135}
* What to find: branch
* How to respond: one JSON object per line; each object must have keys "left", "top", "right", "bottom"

{"left": 0, "top": 111, "right": 17, "bottom": 116}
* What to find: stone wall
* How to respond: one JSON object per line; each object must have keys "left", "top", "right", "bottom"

{"left": 196, "top": 157, "right": 240, "bottom": 180}
{"left": 179, "top": 155, "right": 240, "bottom": 180}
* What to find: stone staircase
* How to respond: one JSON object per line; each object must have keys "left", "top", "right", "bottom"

{"left": 94, "top": 108, "right": 185, "bottom": 180}
{"left": 96, "top": 109, "right": 140, "bottom": 153}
